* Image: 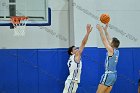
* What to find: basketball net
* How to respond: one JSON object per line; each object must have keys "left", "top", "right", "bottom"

{"left": 11, "top": 16, "right": 28, "bottom": 36}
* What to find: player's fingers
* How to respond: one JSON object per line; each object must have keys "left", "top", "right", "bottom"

{"left": 91, "top": 27, "right": 93, "bottom": 31}
{"left": 96, "top": 24, "right": 99, "bottom": 28}
{"left": 106, "top": 23, "right": 109, "bottom": 26}
{"left": 102, "top": 25, "right": 104, "bottom": 28}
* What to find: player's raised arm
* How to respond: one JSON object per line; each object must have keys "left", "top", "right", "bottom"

{"left": 96, "top": 24, "right": 113, "bottom": 55}
{"left": 75, "top": 24, "right": 92, "bottom": 62}
{"left": 103, "top": 24, "right": 112, "bottom": 44}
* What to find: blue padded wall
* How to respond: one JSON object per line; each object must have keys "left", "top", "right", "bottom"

{"left": 114, "top": 48, "right": 135, "bottom": 93}
{"left": 0, "top": 47, "right": 139, "bottom": 93}
{"left": 133, "top": 48, "right": 140, "bottom": 93}
{"left": 0, "top": 50, "right": 18, "bottom": 93}
{"left": 77, "top": 47, "right": 99, "bottom": 93}
{"left": 18, "top": 50, "right": 38, "bottom": 93}
{"left": 38, "top": 49, "right": 69, "bottom": 93}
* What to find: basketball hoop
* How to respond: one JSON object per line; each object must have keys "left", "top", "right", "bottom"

{"left": 11, "top": 16, "right": 28, "bottom": 36}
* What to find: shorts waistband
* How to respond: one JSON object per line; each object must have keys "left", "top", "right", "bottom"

{"left": 67, "top": 79, "right": 79, "bottom": 83}
{"left": 105, "top": 71, "right": 117, "bottom": 74}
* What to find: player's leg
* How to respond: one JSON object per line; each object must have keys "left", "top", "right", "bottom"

{"left": 72, "top": 82, "right": 78, "bottom": 93}
{"left": 104, "top": 73, "right": 117, "bottom": 93}
{"left": 63, "top": 80, "right": 78, "bottom": 93}
{"left": 63, "top": 80, "right": 69, "bottom": 93}
{"left": 97, "top": 73, "right": 116, "bottom": 93}
{"left": 96, "top": 84, "right": 108, "bottom": 93}
{"left": 96, "top": 73, "right": 109, "bottom": 93}
{"left": 104, "top": 86, "right": 112, "bottom": 93}
{"left": 63, "top": 80, "right": 73, "bottom": 93}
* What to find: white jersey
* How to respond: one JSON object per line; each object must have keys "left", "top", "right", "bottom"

{"left": 66, "top": 54, "right": 82, "bottom": 83}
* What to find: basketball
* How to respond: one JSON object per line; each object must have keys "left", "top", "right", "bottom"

{"left": 100, "top": 14, "right": 110, "bottom": 24}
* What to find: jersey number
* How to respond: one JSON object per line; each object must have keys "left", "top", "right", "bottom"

{"left": 69, "top": 61, "right": 72, "bottom": 68}
{"left": 115, "top": 56, "right": 118, "bottom": 62}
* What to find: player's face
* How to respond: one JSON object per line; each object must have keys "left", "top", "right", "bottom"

{"left": 111, "top": 42, "right": 113, "bottom": 47}
{"left": 110, "top": 40, "right": 114, "bottom": 48}
{"left": 72, "top": 47, "right": 78, "bottom": 54}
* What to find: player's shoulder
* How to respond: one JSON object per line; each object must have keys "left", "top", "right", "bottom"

{"left": 70, "top": 54, "right": 75, "bottom": 58}
{"left": 114, "top": 48, "right": 119, "bottom": 54}
{"left": 69, "top": 54, "right": 75, "bottom": 61}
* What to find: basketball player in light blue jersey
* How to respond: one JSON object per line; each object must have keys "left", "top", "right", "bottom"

{"left": 96, "top": 24, "right": 120, "bottom": 93}
{"left": 63, "top": 24, "right": 92, "bottom": 93}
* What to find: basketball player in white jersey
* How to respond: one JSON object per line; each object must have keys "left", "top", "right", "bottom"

{"left": 96, "top": 24, "right": 120, "bottom": 93}
{"left": 63, "top": 24, "right": 92, "bottom": 93}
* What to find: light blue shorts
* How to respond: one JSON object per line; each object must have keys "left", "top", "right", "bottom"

{"left": 100, "top": 73, "right": 117, "bottom": 87}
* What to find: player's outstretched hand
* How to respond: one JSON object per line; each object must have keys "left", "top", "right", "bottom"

{"left": 103, "top": 23, "right": 109, "bottom": 32}
{"left": 96, "top": 24, "right": 102, "bottom": 32}
{"left": 86, "top": 24, "right": 93, "bottom": 34}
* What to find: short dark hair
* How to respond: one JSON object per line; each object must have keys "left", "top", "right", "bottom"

{"left": 112, "top": 37, "right": 120, "bottom": 48}
{"left": 68, "top": 46, "right": 75, "bottom": 55}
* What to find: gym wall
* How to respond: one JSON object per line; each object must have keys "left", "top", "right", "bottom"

{"left": 0, "top": 0, "right": 140, "bottom": 93}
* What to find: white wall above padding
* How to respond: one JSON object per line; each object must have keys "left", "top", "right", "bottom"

{"left": 74, "top": 0, "right": 140, "bottom": 48}
{"left": 74, "top": 0, "right": 98, "bottom": 47}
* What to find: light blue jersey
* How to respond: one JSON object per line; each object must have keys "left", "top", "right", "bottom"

{"left": 100, "top": 48, "right": 119, "bottom": 86}
{"left": 105, "top": 48, "right": 119, "bottom": 73}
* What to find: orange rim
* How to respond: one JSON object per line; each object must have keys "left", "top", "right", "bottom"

{"left": 11, "top": 16, "right": 28, "bottom": 25}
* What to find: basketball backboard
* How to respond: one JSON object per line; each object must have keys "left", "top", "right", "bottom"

{"left": 0, "top": 0, "right": 51, "bottom": 26}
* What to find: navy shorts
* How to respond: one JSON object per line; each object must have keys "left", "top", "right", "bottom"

{"left": 100, "top": 73, "right": 117, "bottom": 87}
